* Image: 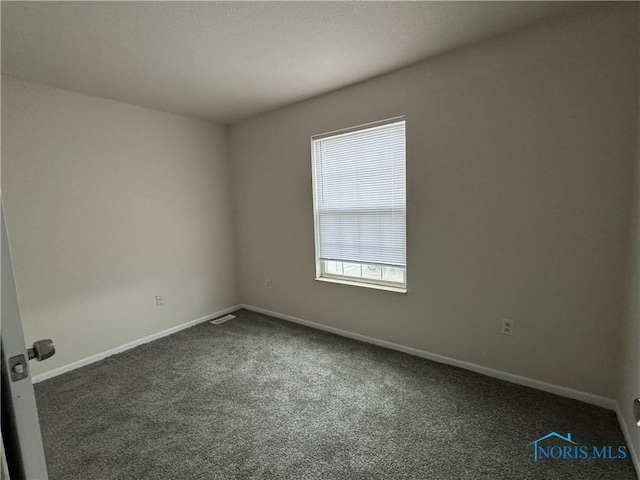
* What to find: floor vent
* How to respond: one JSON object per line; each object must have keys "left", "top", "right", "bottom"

{"left": 210, "top": 314, "right": 236, "bottom": 325}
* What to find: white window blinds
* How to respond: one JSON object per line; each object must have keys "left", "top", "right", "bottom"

{"left": 312, "top": 117, "right": 406, "bottom": 284}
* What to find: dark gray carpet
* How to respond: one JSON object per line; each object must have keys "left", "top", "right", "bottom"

{"left": 35, "top": 309, "right": 637, "bottom": 479}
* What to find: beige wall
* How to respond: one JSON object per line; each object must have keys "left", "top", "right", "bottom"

{"left": 230, "top": 4, "right": 639, "bottom": 398}
{"left": 2, "top": 77, "right": 239, "bottom": 375}
{"left": 616, "top": 5, "right": 640, "bottom": 463}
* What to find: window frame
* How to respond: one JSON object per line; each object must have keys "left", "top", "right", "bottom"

{"left": 310, "top": 116, "right": 407, "bottom": 293}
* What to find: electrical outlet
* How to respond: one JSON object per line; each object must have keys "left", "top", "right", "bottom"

{"left": 501, "top": 319, "right": 514, "bottom": 336}
{"left": 155, "top": 295, "right": 164, "bottom": 306}
{"left": 266, "top": 279, "right": 272, "bottom": 289}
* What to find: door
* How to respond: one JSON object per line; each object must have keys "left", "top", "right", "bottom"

{"left": 1, "top": 202, "right": 49, "bottom": 480}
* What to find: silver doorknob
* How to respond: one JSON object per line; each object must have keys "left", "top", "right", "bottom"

{"left": 27, "top": 339, "right": 55, "bottom": 361}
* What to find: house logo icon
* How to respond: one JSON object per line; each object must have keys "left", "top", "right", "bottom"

{"left": 528, "top": 432, "right": 577, "bottom": 462}
{"left": 527, "top": 432, "right": 628, "bottom": 462}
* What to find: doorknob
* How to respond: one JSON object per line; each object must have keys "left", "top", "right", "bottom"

{"left": 27, "top": 339, "right": 55, "bottom": 362}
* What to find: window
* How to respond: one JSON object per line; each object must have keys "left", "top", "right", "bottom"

{"left": 311, "top": 117, "right": 406, "bottom": 292}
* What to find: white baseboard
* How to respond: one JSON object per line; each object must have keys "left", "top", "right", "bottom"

{"left": 31, "top": 304, "right": 242, "bottom": 384}
{"left": 615, "top": 401, "right": 640, "bottom": 479}
{"left": 241, "top": 304, "right": 615, "bottom": 410}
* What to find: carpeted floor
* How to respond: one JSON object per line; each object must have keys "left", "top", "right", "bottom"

{"left": 35, "top": 309, "right": 637, "bottom": 479}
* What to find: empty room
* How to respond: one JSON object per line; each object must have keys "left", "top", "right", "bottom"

{"left": 1, "top": 1, "right": 639, "bottom": 479}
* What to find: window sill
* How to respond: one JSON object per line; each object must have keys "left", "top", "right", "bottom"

{"left": 315, "top": 276, "right": 407, "bottom": 293}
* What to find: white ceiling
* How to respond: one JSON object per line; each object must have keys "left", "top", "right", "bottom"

{"left": 2, "top": 1, "right": 585, "bottom": 124}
